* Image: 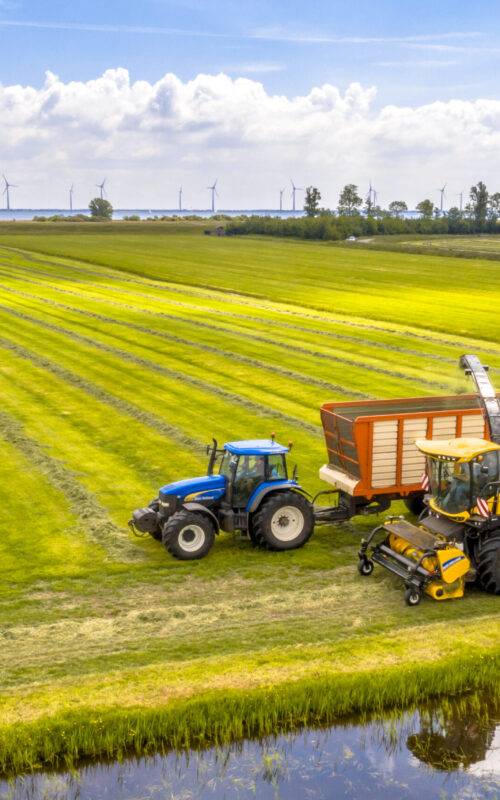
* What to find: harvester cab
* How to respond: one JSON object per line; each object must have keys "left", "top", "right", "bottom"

{"left": 358, "top": 354, "right": 500, "bottom": 604}
{"left": 129, "top": 438, "right": 314, "bottom": 560}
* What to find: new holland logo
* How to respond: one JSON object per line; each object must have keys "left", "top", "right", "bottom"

{"left": 442, "top": 555, "right": 466, "bottom": 571}
{"left": 476, "top": 497, "right": 490, "bottom": 517}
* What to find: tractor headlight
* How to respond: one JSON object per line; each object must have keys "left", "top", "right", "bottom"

{"left": 158, "top": 494, "right": 177, "bottom": 515}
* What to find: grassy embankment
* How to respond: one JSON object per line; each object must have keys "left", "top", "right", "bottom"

{"left": 0, "top": 222, "right": 498, "bottom": 773}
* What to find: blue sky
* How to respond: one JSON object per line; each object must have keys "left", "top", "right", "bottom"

{"left": 0, "top": 0, "right": 499, "bottom": 209}
{"left": 1, "top": 0, "right": 498, "bottom": 106}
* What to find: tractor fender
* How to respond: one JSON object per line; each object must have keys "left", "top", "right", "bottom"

{"left": 247, "top": 482, "right": 310, "bottom": 513}
{"left": 182, "top": 502, "right": 220, "bottom": 534}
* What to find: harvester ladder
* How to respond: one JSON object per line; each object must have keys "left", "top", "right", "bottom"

{"left": 460, "top": 354, "right": 500, "bottom": 444}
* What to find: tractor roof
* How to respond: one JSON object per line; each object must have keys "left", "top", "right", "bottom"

{"left": 224, "top": 439, "right": 289, "bottom": 455}
{"left": 415, "top": 437, "right": 500, "bottom": 461}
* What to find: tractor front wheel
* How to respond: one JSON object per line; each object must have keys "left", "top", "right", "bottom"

{"left": 162, "top": 511, "right": 215, "bottom": 560}
{"left": 251, "top": 492, "right": 314, "bottom": 551}
{"left": 477, "top": 536, "right": 500, "bottom": 595}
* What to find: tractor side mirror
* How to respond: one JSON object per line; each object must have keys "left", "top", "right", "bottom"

{"left": 481, "top": 465, "right": 489, "bottom": 474}
{"left": 292, "top": 464, "right": 298, "bottom": 481}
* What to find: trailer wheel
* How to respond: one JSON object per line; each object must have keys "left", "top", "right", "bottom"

{"left": 404, "top": 587, "right": 422, "bottom": 606}
{"left": 148, "top": 498, "right": 162, "bottom": 541}
{"left": 357, "top": 558, "right": 374, "bottom": 576}
{"left": 252, "top": 491, "right": 314, "bottom": 551}
{"left": 404, "top": 494, "right": 426, "bottom": 516}
{"left": 476, "top": 536, "right": 500, "bottom": 595}
{"left": 162, "top": 510, "right": 215, "bottom": 560}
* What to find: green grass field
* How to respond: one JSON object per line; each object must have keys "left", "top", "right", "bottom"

{"left": 0, "top": 222, "right": 498, "bottom": 773}
{"left": 351, "top": 233, "right": 500, "bottom": 261}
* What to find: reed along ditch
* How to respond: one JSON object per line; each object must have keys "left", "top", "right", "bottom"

{"left": 1, "top": 690, "right": 498, "bottom": 800}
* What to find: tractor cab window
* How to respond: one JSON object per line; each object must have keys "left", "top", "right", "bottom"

{"left": 471, "top": 451, "right": 499, "bottom": 496}
{"left": 267, "top": 454, "right": 287, "bottom": 481}
{"left": 232, "top": 455, "right": 266, "bottom": 508}
{"left": 429, "top": 458, "right": 472, "bottom": 514}
{"left": 219, "top": 450, "right": 233, "bottom": 478}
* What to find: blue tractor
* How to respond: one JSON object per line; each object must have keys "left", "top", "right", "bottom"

{"left": 129, "top": 437, "right": 314, "bottom": 559}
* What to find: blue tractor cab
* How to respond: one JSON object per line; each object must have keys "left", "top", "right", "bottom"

{"left": 130, "top": 437, "right": 314, "bottom": 560}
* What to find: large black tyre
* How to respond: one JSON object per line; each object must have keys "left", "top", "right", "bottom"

{"left": 148, "top": 498, "right": 162, "bottom": 541}
{"left": 476, "top": 536, "right": 500, "bottom": 595}
{"left": 251, "top": 491, "right": 314, "bottom": 551}
{"left": 404, "top": 494, "right": 426, "bottom": 516}
{"left": 162, "top": 510, "right": 215, "bottom": 560}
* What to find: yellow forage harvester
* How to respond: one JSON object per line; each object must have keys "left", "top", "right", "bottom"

{"left": 357, "top": 355, "right": 500, "bottom": 605}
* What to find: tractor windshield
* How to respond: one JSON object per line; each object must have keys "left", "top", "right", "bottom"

{"left": 428, "top": 457, "right": 472, "bottom": 514}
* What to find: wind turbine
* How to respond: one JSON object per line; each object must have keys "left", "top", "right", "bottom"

{"left": 437, "top": 183, "right": 446, "bottom": 214}
{"left": 178, "top": 187, "right": 183, "bottom": 212}
{"left": 366, "top": 179, "right": 373, "bottom": 209}
{"left": 290, "top": 179, "right": 303, "bottom": 212}
{"left": 372, "top": 188, "right": 378, "bottom": 206}
{"left": 3, "top": 175, "right": 18, "bottom": 211}
{"left": 207, "top": 179, "right": 218, "bottom": 213}
{"left": 69, "top": 184, "right": 74, "bottom": 212}
{"left": 279, "top": 188, "right": 285, "bottom": 212}
{"left": 96, "top": 178, "right": 107, "bottom": 199}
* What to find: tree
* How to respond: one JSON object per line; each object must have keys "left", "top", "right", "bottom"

{"left": 89, "top": 197, "right": 114, "bottom": 220}
{"left": 303, "top": 186, "right": 322, "bottom": 217}
{"left": 416, "top": 199, "right": 434, "bottom": 219}
{"left": 388, "top": 200, "right": 408, "bottom": 218}
{"left": 338, "top": 184, "right": 362, "bottom": 216}
{"left": 488, "top": 192, "right": 500, "bottom": 220}
{"left": 469, "top": 181, "right": 488, "bottom": 228}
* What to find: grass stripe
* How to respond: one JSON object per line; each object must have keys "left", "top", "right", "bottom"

{"left": 0, "top": 408, "right": 143, "bottom": 564}
{"left": 0, "top": 285, "right": 374, "bottom": 400}
{"left": 0, "top": 336, "right": 209, "bottom": 455}
{"left": 0, "top": 304, "right": 323, "bottom": 437}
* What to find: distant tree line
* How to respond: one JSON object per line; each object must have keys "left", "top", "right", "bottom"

{"left": 227, "top": 181, "right": 500, "bottom": 240}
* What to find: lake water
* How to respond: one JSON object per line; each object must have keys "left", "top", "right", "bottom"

{"left": 1, "top": 692, "right": 498, "bottom": 800}
{"left": 0, "top": 209, "right": 306, "bottom": 221}
{"left": 0, "top": 208, "right": 423, "bottom": 221}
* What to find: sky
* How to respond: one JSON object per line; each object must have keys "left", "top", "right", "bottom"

{"left": 1, "top": 0, "right": 500, "bottom": 210}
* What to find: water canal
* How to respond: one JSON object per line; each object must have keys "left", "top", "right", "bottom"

{"left": 1, "top": 691, "right": 498, "bottom": 800}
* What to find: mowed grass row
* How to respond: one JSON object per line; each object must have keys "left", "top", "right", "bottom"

{"left": 2, "top": 251, "right": 499, "bottom": 405}
{"left": 0, "top": 271, "right": 477, "bottom": 393}
{"left": 0, "top": 229, "right": 499, "bottom": 773}
{"left": 4, "top": 242, "right": 500, "bottom": 362}
{"left": 1, "top": 224, "right": 500, "bottom": 340}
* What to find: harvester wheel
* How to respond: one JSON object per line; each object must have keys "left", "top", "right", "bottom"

{"left": 404, "top": 587, "right": 422, "bottom": 606}
{"left": 476, "top": 536, "right": 500, "bottom": 595}
{"left": 252, "top": 491, "right": 314, "bottom": 551}
{"left": 148, "top": 498, "right": 162, "bottom": 541}
{"left": 162, "top": 510, "right": 215, "bottom": 560}
{"left": 357, "top": 558, "right": 374, "bottom": 576}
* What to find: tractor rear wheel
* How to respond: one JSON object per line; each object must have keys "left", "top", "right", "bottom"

{"left": 162, "top": 510, "right": 215, "bottom": 560}
{"left": 251, "top": 491, "right": 314, "bottom": 551}
{"left": 476, "top": 536, "right": 500, "bottom": 594}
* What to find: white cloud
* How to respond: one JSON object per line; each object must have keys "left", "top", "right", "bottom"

{"left": 1, "top": 68, "right": 500, "bottom": 209}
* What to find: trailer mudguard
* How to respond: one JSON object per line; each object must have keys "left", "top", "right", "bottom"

{"left": 246, "top": 481, "right": 306, "bottom": 513}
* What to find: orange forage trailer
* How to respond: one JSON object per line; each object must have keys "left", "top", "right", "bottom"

{"left": 318, "top": 394, "right": 490, "bottom": 517}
